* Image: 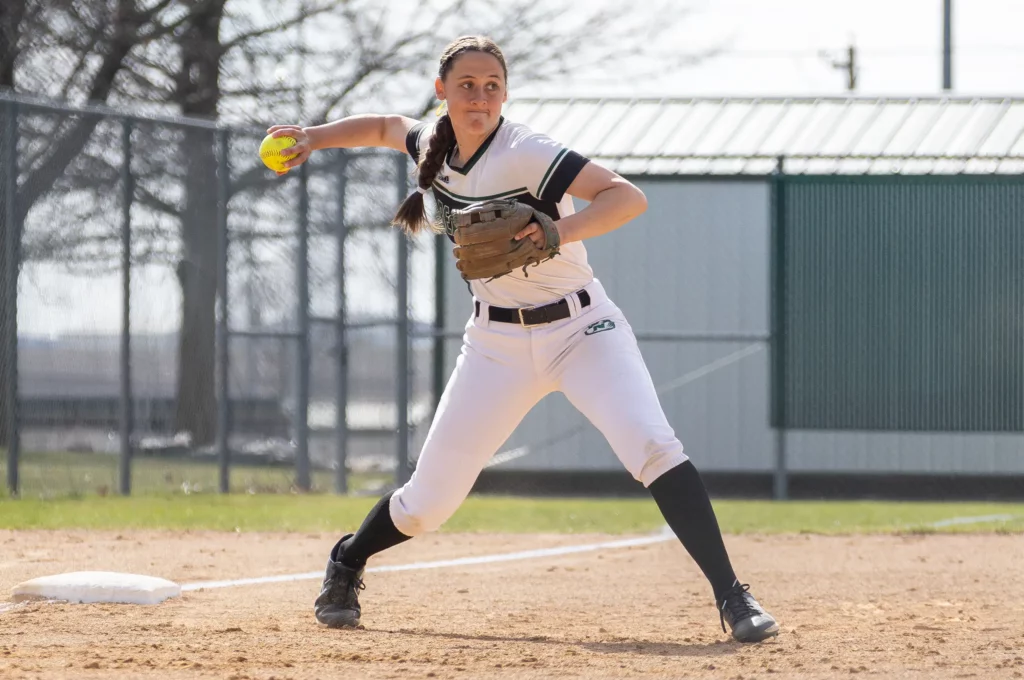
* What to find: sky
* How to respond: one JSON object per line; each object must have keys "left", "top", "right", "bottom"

{"left": 521, "top": 0, "right": 1023, "bottom": 98}
{"left": 21, "top": 0, "right": 1024, "bottom": 336}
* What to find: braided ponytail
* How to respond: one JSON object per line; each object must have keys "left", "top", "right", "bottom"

{"left": 392, "top": 114, "right": 455, "bottom": 234}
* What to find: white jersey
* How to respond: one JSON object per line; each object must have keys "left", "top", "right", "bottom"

{"left": 406, "top": 117, "right": 594, "bottom": 308}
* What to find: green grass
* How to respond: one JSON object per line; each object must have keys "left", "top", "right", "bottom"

{"left": 0, "top": 494, "right": 1021, "bottom": 534}
{"left": 1, "top": 450, "right": 389, "bottom": 499}
{"left": 3, "top": 451, "right": 1022, "bottom": 535}
{"left": 710, "top": 500, "right": 1024, "bottom": 534}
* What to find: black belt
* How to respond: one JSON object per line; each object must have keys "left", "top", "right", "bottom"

{"left": 476, "top": 290, "right": 591, "bottom": 327}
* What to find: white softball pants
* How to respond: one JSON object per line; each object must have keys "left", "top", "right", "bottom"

{"left": 389, "top": 279, "right": 689, "bottom": 536}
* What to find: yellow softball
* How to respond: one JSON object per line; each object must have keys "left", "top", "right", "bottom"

{"left": 259, "top": 134, "right": 298, "bottom": 173}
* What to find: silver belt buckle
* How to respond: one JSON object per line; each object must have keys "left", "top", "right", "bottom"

{"left": 518, "top": 305, "right": 543, "bottom": 328}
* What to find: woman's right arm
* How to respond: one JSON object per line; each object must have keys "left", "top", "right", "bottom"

{"left": 267, "top": 114, "right": 421, "bottom": 174}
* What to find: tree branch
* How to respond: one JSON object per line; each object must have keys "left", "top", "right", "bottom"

{"left": 15, "top": 0, "right": 140, "bottom": 220}
{"left": 133, "top": 182, "right": 181, "bottom": 217}
{"left": 136, "top": 0, "right": 220, "bottom": 43}
{"left": 218, "top": 1, "right": 335, "bottom": 54}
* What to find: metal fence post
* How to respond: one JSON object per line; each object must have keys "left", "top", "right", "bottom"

{"left": 295, "top": 161, "right": 311, "bottom": 491}
{"left": 432, "top": 232, "right": 446, "bottom": 415}
{"left": 396, "top": 154, "right": 411, "bottom": 486}
{"left": 771, "top": 155, "right": 788, "bottom": 501}
{"left": 3, "top": 101, "right": 20, "bottom": 498}
{"left": 216, "top": 129, "right": 231, "bottom": 493}
{"left": 335, "top": 151, "right": 349, "bottom": 494}
{"left": 119, "top": 119, "right": 134, "bottom": 496}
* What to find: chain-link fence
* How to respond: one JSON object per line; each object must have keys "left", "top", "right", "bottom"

{"left": 1, "top": 92, "right": 436, "bottom": 499}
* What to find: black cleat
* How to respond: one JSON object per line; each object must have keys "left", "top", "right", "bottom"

{"left": 719, "top": 581, "right": 779, "bottom": 643}
{"left": 314, "top": 534, "right": 366, "bottom": 628}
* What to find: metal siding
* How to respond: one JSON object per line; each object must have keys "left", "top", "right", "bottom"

{"left": 782, "top": 176, "right": 1024, "bottom": 433}
{"left": 439, "top": 181, "right": 775, "bottom": 473}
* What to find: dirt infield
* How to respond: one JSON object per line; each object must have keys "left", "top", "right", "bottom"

{"left": 1, "top": 530, "right": 1023, "bottom": 679}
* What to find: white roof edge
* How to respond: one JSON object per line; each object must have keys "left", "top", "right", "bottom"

{"left": 508, "top": 94, "right": 1024, "bottom": 105}
{"left": 504, "top": 95, "right": 1024, "bottom": 174}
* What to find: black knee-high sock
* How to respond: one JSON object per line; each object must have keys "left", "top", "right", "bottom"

{"left": 649, "top": 461, "right": 738, "bottom": 601}
{"left": 337, "top": 491, "right": 412, "bottom": 569}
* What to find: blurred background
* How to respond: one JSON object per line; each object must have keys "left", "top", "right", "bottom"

{"left": 2, "top": 0, "right": 1023, "bottom": 500}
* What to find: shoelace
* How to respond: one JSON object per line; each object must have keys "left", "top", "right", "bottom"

{"left": 345, "top": 573, "right": 366, "bottom": 599}
{"left": 327, "top": 567, "right": 365, "bottom": 603}
{"left": 719, "top": 583, "right": 756, "bottom": 633}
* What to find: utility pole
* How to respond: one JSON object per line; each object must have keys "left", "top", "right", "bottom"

{"left": 822, "top": 44, "right": 857, "bottom": 91}
{"left": 943, "top": 0, "right": 952, "bottom": 90}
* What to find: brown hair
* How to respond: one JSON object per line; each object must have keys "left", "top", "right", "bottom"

{"left": 392, "top": 36, "right": 508, "bottom": 234}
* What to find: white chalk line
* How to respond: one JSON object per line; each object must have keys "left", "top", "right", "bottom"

{"left": 3, "top": 515, "right": 1016, "bottom": 606}
{"left": 181, "top": 528, "right": 676, "bottom": 593}
{"left": 927, "top": 513, "right": 1018, "bottom": 528}
{"left": 178, "top": 514, "right": 1021, "bottom": 593}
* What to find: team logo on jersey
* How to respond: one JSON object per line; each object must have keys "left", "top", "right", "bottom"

{"left": 438, "top": 173, "right": 450, "bottom": 184}
{"left": 438, "top": 203, "right": 457, "bottom": 236}
{"left": 584, "top": 319, "right": 616, "bottom": 335}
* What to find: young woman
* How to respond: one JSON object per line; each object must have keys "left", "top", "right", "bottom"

{"left": 269, "top": 35, "right": 779, "bottom": 643}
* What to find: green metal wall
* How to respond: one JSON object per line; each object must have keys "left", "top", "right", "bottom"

{"left": 776, "top": 176, "right": 1024, "bottom": 432}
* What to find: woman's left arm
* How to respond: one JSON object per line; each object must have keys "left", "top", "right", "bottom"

{"left": 516, "top": 162, "right": 647, "bottom": 246}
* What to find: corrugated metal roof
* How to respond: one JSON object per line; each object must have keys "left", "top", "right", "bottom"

{"left": 502, "top": 96, "right": 1024, "bottom": 175}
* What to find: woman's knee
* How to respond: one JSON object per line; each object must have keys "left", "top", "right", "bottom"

{"left": 388, "top": 486, "right": 455, "bottom": 537}
{"left": 632, "top": 439, "right": 689, "bottom": 488}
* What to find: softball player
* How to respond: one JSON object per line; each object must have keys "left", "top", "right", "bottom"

{"left": 269, "top": 35, "right": 779, "bottom": 643}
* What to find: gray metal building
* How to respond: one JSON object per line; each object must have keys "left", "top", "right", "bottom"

{"left": 432, "top": 96, "right": 1024, "bottom": 495}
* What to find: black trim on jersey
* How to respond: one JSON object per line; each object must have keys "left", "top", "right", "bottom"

{"left": 431, "top": 182, "right": 528, "bottom": 203}
{"left": 446, "top": 117, "right": 504, "bottom": 175}
{"left": 513, "top": 192, "right": 562, "bottom": 223}
{"left": 405, "top": 122, "right": 428, "bottom": 160}
{"left": 538, "top": 149, "right": 590, "bottom": 203}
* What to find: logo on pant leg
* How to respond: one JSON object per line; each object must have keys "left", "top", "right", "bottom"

{"left": 584, "top": 319, "right": 616, "bottom": 335}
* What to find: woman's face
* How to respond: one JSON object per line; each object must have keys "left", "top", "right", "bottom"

{"left": 436, "top": 51, "right": 507, "bottom": 137}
